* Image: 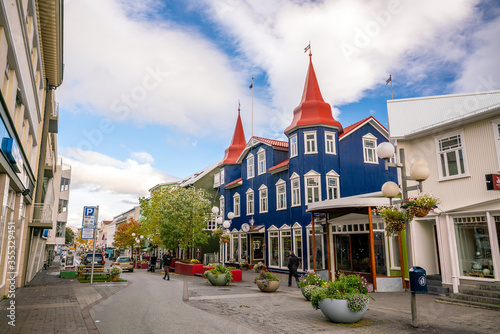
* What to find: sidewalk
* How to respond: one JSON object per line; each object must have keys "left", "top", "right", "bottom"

{"left": 1, "top": 263, "right": 499, "bottom": 333}
{"left": 0, "top": 258, "right": 128, "bottom": 334}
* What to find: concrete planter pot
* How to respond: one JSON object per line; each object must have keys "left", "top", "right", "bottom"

{"left": 256, "top": 280, "right": 280, "bottom": 292}
{"left": 301, "top": 286, "right": 311, "bottom": 301}
{"left": 206, "top": 273, "right": 229, "bottom": 286}
{"left": 318, "top": 298, "right": 368, "bottom": 323}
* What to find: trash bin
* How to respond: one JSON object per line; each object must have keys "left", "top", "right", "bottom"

{"left": 409, "top": 266, "right": 427, "bottom": 293}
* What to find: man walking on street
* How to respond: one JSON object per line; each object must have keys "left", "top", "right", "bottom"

{"left": 163, "top": 251, "right": 172, "bottom": 280}
{"left": 288, "top": 251, "right": 300, "bottom": 287}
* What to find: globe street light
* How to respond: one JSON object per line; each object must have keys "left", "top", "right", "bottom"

{"left": 377, "top": 142, "right": 429, "bottom": 328}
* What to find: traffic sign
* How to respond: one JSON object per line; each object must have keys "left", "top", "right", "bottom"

{"left": 82, "top": 206, "right": 97, "bottom": 227}
{"left": 81, "top": 228, "right": 94, "bottom": 239}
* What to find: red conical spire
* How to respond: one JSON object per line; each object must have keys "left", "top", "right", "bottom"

{"left": 221, "top": 104, "right": 247, "bottom": 165}
{"left": 284, "top": 54, "right": 342, "bottom": 135}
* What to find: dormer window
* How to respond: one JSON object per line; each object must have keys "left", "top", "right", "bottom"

{"left": 257, "top": 148, "right": 266, "bottom": 175}
{"left": 290, "top": 134, "right": 298, "bottom": 158}
{"left": 247, "top": 154, "right": 255, "bottom": 179}
{"left": 304, "top": 131, "right": 317, "bottom": 154}
{"left": 362, "top": 133, "right": 378, "bottom": 164}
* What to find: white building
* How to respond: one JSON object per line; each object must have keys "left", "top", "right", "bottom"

{"left": 387, "top": 90, "right": 500, "bottom": 292}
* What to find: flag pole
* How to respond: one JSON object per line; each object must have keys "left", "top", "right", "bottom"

{"left": 390, "top": 75, "right": 393, "bottom": 99}
{"left": 251, "top": 77, "right": 254, "bottom": 138}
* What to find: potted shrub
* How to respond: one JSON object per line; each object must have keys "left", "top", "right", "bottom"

{"left": 254, "top": 270, "right": 280, "bottom": 292}
{"left": 253, "top": 261, "right": 266, "bottom": 273}
{"left": 110, "top": 266, "right": 122, "bottom": 281}
{"left": 240, "top": 261, "right": 249, "bottom": 270}
{"left": 220, "top": 234, "right": 230, "bottom": 243}
{"left": 213, "top": 228, "right": 223, "bottom": 238}
{"left": 190, "top": 259, "right": 201, "bottom": 264}
{"left": 310, "top": 274, "right": 372, "bottom": 323}
{"left": 376, "top": 205, "right": 405, "bottom": 237}
{"left": 204, "top": 264, "right": 233, "bottom": 286}
{"left": 401, "top": 192, "right": 440, "bottom": 219}
{"left": 76, "top": 265, "right": 84, "bottom": 277}
{"left": 298, "top": 272, "right": 325, "bottom": 301}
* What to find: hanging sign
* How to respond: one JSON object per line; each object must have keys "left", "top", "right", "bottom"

{"left": 486, "top": 174, "right": 500, "bottom": 190}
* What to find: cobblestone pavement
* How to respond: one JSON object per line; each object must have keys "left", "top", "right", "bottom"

{"left": 0, "top": 258, "right": 128, "bottom": 334}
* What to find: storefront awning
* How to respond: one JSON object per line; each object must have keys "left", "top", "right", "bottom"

{"left": 307, "top": 197, "right": 401, "bottom": 214}
{"left": 247, "top": 225, "right": 265, "bottom": 233}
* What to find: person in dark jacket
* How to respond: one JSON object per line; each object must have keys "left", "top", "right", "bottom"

{"left": 149, "top": 255, "right": 157, "bottom": 272}
{"left": 287, "top": 251, "right": 300, "bottom": 287}
{"left": 162, "top": 251, "right": 172, "bottom": 280}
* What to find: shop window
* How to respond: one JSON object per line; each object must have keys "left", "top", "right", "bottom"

{"left": 308, "top": 227, "right": 325, "bottom": 270}
{"left": 454, "top": 216, "right": 494, "bottom": 278}
{"left": 373, "top": 231, "right": 387, "bottom": 275}
{"left": 269, "top": 231, "right": 279, "bottom": 267}
{"left": 294, "top": 229, "right": 303, "bottom": 271}
{"left": 436, "top": 131, "right": 468, "bottom": 179}
{"left": 233, "top": 193, "right": 240, "bottom": 217}
{"left": 232, "top": 234, "right": 239, "bottom": 260}
{"left": 281, "top": 230, "right": 292, "bottom": 268}
{"left": 240, "top": 234, "right": 247, "bottom": 262}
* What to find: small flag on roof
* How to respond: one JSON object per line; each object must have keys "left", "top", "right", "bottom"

{"left": 304, "top": 42, "right": 311, "bottom": 53}
{"left": 386, "top": 75, "right": 392, "bottom": 84}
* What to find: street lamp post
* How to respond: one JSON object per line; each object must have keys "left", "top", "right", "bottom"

{"left": 377, "top": 142, "right": 430, "bottom": 328}
{"left": 212, "top": 207, "right": 234, "bottom": 263}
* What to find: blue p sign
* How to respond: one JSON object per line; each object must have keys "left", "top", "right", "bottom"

{"left": 84, "top": 206, "right": 95, "bottom": 217}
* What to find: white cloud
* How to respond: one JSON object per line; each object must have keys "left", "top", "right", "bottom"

{"left": 61, "top": 148, "right": 179, "bottom": 226}
{"left": 131, "top": 152, "right": 155, "bottom": 164}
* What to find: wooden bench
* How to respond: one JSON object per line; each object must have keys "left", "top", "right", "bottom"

{"left": 79, "top": 267, "right": 111, "bottom": 278}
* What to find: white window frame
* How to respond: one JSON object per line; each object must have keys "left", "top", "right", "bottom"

{"left": 246, "top": 189, "right": 254, "bottom": 216}
{"left": 219, "top": 195, "right": 225, "bottom": 219}
{"left": 290, "top": 172, "right": 301, "bottom": 207}
{"left": 220, "top": 168, "right": 225, "bottom": 185}
{"left": 257, "top": 148, "right": 266, "bottom": 175}
{"left": 280, "top": 227, "right": 292, "bottom": 269}
{"left": 247, "top": 153, "right": 255, "bottom": 179}
{"left": 492, "top": 118, "right": 500, "bottom": 171}
{"left": 276, "top": 179, "right": 287, "bottom": 210}
{"left": 233, "top": 193, "right": 240, "bottom": 217}
{"left": 290, "top": 134, "right": 298, "bottom": 158}
{"left": 304, "top": 170, "right": 321, "bottom": 204}
{"left": 362, "top": 133, "right": 378, "bottom": 164}
{"left": 268, "top": 227, "right": 280, "bottom": 268}
{"left": 389, "top": 235, "right": 401, "bottom": 270}
{"left": 304, "top": 131, "right": 317, "bottom": 154}
{"left": 435, "top": 130, "right": 469, "bottom": 180}
{"left": 258, "top": 185, "right": 268, "bottom": 213}
{"left": 326, "top": 170, "right": 340, "bottom": 200}
{"left": 292, "top": 223, "right": 303, "bottom": 272}
{"left": 325, "top": 131, "right": 336, "bottom": 155}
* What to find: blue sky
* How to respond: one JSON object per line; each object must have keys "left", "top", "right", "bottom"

{"left": 58, "top": 0, "right": 500, "bottom": 226}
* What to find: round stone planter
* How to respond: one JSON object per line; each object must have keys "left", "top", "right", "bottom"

{"left": 256, "top": 279, "right": 280, "bottom": 292}
{"left": 319, "top": 298, "right": 369, "bottom": 323}
{"left": 206, "top": 273, "right": 229, "bottom": 286}
{"left": 301, "top": 286, "right": 311, "bottom": 301}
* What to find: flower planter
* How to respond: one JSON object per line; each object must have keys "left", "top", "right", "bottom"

{"left": 319, "top": 298, "right": 368, "bottom": 323}
{"left": 169, "top": 260, "right": 176, "bottom": 272}
{"left": 413, "top": 207, "right": 430, "bottom": 217}
{"left": 206, "top": 273, "right": 229, "bottom": 286}
{"left": 230, "top": 269, "right": 242, "bottom": 282}
{"left": 140, "top": 263, "right": 149, "bottom": 269}
{"left": 202, "top": 266, "right": 215, "bottom": 278}
{"left": 248, "top": 264, "right": 254, "bottom": 270}
{"left": 175, "top": 262, "right": 204, "bottom": 276}
{"left": 256, "top": 280, "right": 280, "bottom": 292}
{"left": 301, "top": 286, "right": 311, "bottom": 301}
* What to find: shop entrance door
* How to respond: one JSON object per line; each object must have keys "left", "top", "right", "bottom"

{"left": 334, "top": 233, "right": 371, "bottom": 278}
{"left": 251, "top": 235, "right": 264, "bottom": 263}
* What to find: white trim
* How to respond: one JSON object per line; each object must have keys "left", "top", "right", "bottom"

{"left": 259, "top": 185, "right": 268, "bottom": 213}
{"left": 220, "top": 168, "right": 225, "bottom": 185}
{"left": 246, "top": 189, "right": 254, "bottom": 216}
{"left": 233, "top": 193, "right": 240, "bottom": 217}
{"left": 434, "top": 129, "right": 469, "bottom": 181}
{"left": 362, "top": 133, "right": 378, "bottom": 164}
{"left": 257, "top": 148, "right": 266, "bottom": 175}
{"left": 290, "top": 134, "right": 298, "bottom": 158}
{"left": 268, "top": 225, "right": 279, "bottom": 231}
{"left": 291, "top": 174, "right": 301, "bottom": 207}
{"left": 389, "top": 235, "right": 401, "bottom": 270}
{"left": 326, "top": 173, "right": 340, "bottom": 200}
{"left": 304, "top": 130, "right": 318, "bottom": 154}
{"left": 304, "top": 171, "right": 321, "bottom": 205}
{"left": 247, "top": 153, "right": 255, "bottom": 179}
{"left": 492, "top": 118, "right": 500, "bottom": 171}
{"left": 280, "top": 224, "right": 291, "bottom": 230}
{"left": 325, "top": 131, "right": 336, "bottom": 155}
{"left": 276, "top": 179, "right": 287, "bottom": 211}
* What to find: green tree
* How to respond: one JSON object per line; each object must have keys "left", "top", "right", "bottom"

{"left": 65, "top": 227, "right": 75, "bottom": 245}
{"left": 139, "top": 186, "right": 211, "bottom": 253}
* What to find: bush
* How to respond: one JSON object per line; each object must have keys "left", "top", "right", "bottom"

{"left": 204, "top": 264, "right": 233, "bottom": 285}
{"left": 254, "top": 271, "right": 279, "bottom": 288}
{"left": 190, "top": 259, "right": 201, "bottom": 264}
{"left": 298, "top": 272, "right": 325, "bottom": 288}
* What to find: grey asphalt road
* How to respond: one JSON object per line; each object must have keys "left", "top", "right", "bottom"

{"left": 89, "top": 271, "right": 260, "bottom": 334}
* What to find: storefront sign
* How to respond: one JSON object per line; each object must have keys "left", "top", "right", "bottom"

{"left": 485, "top": 174, "right": 500, "bottom": 190}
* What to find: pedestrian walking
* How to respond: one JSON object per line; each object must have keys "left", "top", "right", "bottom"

{"left": 287, "top": 251, "right": 300, "bottom": 287}
{"left": 162, "top": 251, "right": 172, "bottom": 280}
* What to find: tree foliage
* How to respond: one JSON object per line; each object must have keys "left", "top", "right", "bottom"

{"left": 75, "top": 233, "right": 94, "bottom": 250}
{"left": 139, "top": 186, "right": 212, "bottom": 251}
{"left": 65, "top": 227, "right": 75, "bottom": 245}
{"left": 113, "top": 218, "right": 142, "bottom": 250}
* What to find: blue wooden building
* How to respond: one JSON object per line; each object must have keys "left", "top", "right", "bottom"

{"left": 217, "top": 55, "right": 397, "bottom": 280}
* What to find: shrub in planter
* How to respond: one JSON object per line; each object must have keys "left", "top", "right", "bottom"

{"left": 190, "top": 259, "right": 201, "bottom": 264}
{"left": 204, "top": 264, "right": 232, "bottom": 286}
{"left": 401, "top": 192, "right": 441, "bottom": 220}
{"left": 253, "top": 261, "right": 266, "bottom": 273}
{"left": 254, "top": 270, "right": 280, "bottom": 292}
{"left": 110, "top": 266, "right": 122, "bottom": 280}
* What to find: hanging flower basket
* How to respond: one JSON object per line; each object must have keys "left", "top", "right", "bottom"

{"left": 376, "top": 206, "right": 406, "bottom": 237}
{"left": 406, "top": 206, "right": 430, "bottom": 218}
{"left": 220, "top": 234, "right": 230, "bottom": 243}
{"left": 401, "top": 192, "right": 440, "bottom": 220}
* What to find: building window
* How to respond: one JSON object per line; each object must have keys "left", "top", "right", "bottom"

{"left": 259, "top": 185, "right": 268, "bottom": 213}
{"left": 276, "top": 180, "right": 286, "bottom": 210}
{"left": 58, "top": 199, "right": 68, "bottom": 213}
{"left": 454, "top": 216, "right": 494, "bottom": 278}
{"left": 246, "top": 189, "right": 254, "bottom": 215}
{"left": 325, "top": 131, "right": 336, "bottom": 155}
{"left": 290, "top": 135, "right": 298, "bottom": 158}
{"left": 436, "top": 131, "right": 468, "bottom": 179}
{"left": 60, "top": 178, "right": 70, "bottom": 192}
{"left": 240, "top": 233, "right": 247, "bottom": 261}
{"left": 308, "top": 227, "right": 325, "bottom": 270}
{"left": 233, "top": 193, "right": 240, "bottom": 217}
{"left": 326, "top": 171, "right": 340, "bottom": 200}
{"left": 291, "top": 174, "right": 301, "bottom": 207}
{"left": 389, "top": 235, "right": 401, "bottom": 269}
{"left": 362, "top": 133, "right": 378, "bottom": 163}
{"left": 219, "top": 196, "right": 225, "bottom": 220}
{"left": 207, "top": 216, "right": 216, "bottom": 230}
{"left": 257, "top": 149, "right": 266, "bottom": 175}
{"left": 293, "top": 228, "right": 303, "bottom": 271}
{"left": 247, "top": 154, "right": 255, "bottom": 179}
{"left": 493, "top": 119, "right": 500, "bottom": 170}
{"left": 304, "top": 131, "right": 317, "bottom": 154}
{"left": 220, "top": 168, "right": 225, "bottom": 185}
{"left": 232, "top": 233, "right": 239, "bottom": 261}
{"left": 305, "top": 172, "right": 320, "bottom": 204}
{"left": 213, "top": 172, "right": 221, "bottom": 187}
{"left": 269, "top": 231, "right": 279, "bottom": 267}
{"left": 281, "top": 230, "right": 292, "bottom": 268}
{"left": 56, "top": 221, "right": 65, "bottom": 238}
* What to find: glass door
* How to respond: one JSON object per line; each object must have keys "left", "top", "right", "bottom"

{"left": 251, "top": 235, "right": 264, "bottom": 262}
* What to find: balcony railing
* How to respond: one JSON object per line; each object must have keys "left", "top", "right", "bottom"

{"left": 31, "top": 203, "right": 53, "bottom": 228}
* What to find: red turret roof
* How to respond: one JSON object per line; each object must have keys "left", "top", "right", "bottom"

{"left": 284, "top": 55, "right": 342, "bottom": 135}
{"left": 220, "top": 106, "right": 247, "bottom": 165}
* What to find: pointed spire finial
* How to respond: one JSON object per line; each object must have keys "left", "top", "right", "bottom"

{"left": 304, "top": 42, "right": 311, "bottom": 57}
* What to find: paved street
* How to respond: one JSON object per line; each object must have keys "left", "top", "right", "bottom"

{"left": 1, "top": 259, "right": 499, "bottom": 333}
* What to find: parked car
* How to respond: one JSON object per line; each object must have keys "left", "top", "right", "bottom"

{"left": 83, "top": 253, "right": 105, "bottom": 267}
{"left": 113, "top": 256, "right": 134, "bottom": 272}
